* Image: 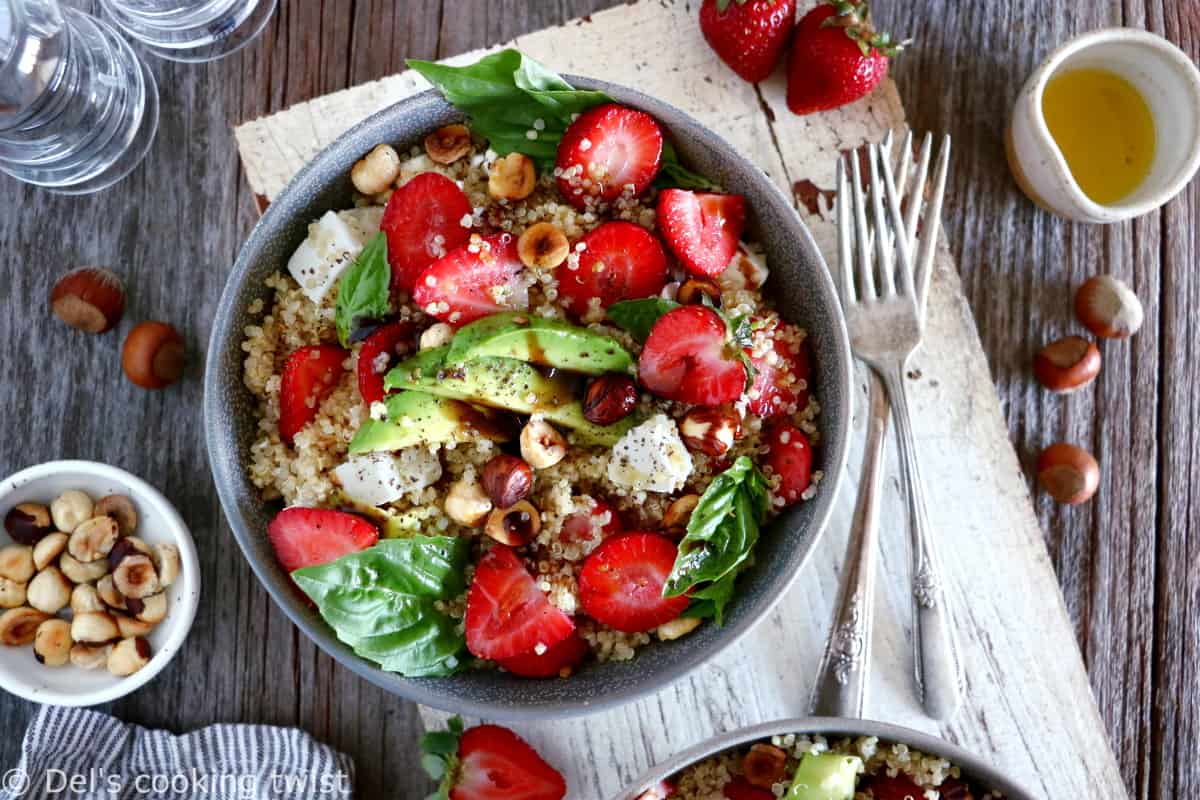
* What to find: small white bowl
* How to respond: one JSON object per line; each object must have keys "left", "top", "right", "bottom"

{"left": 0, "top": 461, "right": 200, "bottom": 706}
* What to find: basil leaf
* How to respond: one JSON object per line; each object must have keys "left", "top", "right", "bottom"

{"left": 663, "top": 457, "right": 769, "bottom": 624}
{"left": 682, "top": 571, "right": 739, "bottom": 625}
{"left": 419, "top": 717, "right": 465, "bottom": 800}
{"left": 293, "top": 536, "right": 470, "bottom": 677}
{"left": 334, "top": 232, "right": 391, "bottom": 347}
{"left": 657, "top": 141, "right": 722, "bottom": 191}
{"left": 606, "top": 297, "right": 680, "bottom": 342}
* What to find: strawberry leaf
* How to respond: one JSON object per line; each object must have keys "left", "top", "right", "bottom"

{"left": 420, "top": 716, "right": 466, "bottom": 800}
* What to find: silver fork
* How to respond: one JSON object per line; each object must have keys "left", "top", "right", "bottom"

{"left": 832, "top": 132, "right": 961, "bottom": 722}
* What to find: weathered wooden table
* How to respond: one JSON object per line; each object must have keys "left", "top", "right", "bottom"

{"left": 0, "top": 2, "right": 1194, "bottom": 798}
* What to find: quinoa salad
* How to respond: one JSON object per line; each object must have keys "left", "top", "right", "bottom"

{"left": 240, "top": 50, "right": 822, "bottom": 679}
{"left": 645, "top": 733, "right": 1007, "bottom": 800}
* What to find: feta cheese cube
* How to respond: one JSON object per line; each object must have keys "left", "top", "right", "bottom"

{"left": 333, "top": 448, "right": 443, "bottom": 507}
{"left": 286, "top": 210, "right": 371, "bottom": 304}
{"left": 607, "top": 414, "right": 693, "bottom": 493}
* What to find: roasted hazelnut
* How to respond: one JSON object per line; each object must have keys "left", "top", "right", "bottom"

{"left": 96, "top": 575, "right": 126, "bottom": 610}
{"left": 481, "top": 455, "right": 534, "bottom": 509}
{"left": 108, "top": 636, "right": 151, "bottom": 677}
{"left": 350, "top": 143, "right": 401, "bottom": 194}
{"left": 0, "top": 545, "right": 35, "bottom": 583}
{"left": 50, "top": 267, "right": 125, "bottom": 334}
{"left": 655, "top": 616, "right": 702, "bottom": 641}
{"left": 50, "top": 489, "right": 93, "bottom": 533}
{"left": 71, "top": 611, "right": 120, "bottom": 644}
{"left": 517, "top": 223, "right": 570, "bottom": 269}
{"left": 0, "top": 607, "right": 51, "bottom": 646}
{"left": 70, "top": 642, "right": 111, "bottom": 670}
{"left": 485, "top": 501, "right": 542, "bottom": 546}
{"left": 113, "top": 554, "right": 159, "bottom": 599}
{"left": 444, "top": 478, "right": 493, "bottom": 528}
{"left": 27, "top": 567, "right": 72, "bottom": 615}
{"left": 1036, "top": 443, "right": 1100, "bottom": 505}
{"left": 663, "top": 494, "right": 700, "bottom": 534}
{"left": 677, "top": 277, "right": 722, "bottom": 306}
{"left": 115, "top": 613, "right": 155, "bottom": 639}
{"left": 33, "top": 619, "right": 72, "bottom": 667}
{"left": 4, "top": 503, "right": 53, "bottom": 545}
{"left": 94, "top": 494, "right": 137, "bottom": 536}
{"left": 488, "top": 152, "right": 536, "bottom": 200}
{"left": 69, "top": 516, "right": 119, "bottom": 563}
{"left": 424, "top": 124, "right": 472, "bottom": 165}
{"left": 519, "top": 418, "right": 568, "bottom": 469}
{"left": 152, "top": 543, "right": 181, "bottom": 588}
{"left": 1033, "top": 336, "right": 1101, "bottom": 393}
{"left": 136, "top": 592, "right": 168, "bottom": 625}
{"left": 59, "top": 553, "right": 108, "bottom": 584}
{"left": 583, "top": 374, "right": 639, "bottom": 426}
{"left": 679, "top": 406, "right": 742, "bottom": 456}
{"left": 0, "top": 579, "right": 26, "bottom": 609}
{"left": 742, "top": 744, "right": 789, "bottom": 788}
{"left": 32, "top": 532, "right": 67, "bottom": 571}
{"left": 71, "top": 583, "right": 106, "bottom": 614}
{"left": 122, "top": 321, "right": 186, "bottom": 389}
{"left": 108, "top": 536, "right": 149, "bottom": 572}
{"left": 1075, "top": 275, "right": 1143, "bottom": 339}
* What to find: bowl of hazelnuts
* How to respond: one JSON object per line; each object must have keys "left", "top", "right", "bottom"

{"left": 0, "top": 461, "right": 200, "bottom": 706}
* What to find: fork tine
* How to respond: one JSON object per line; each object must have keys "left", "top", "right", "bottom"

{"left": 835, "top": 157, "right": 856, "bottom": 308}
{"left": 848, "top": 148, "right": 876, "bottom": 301}
{"left": 903, "top": 132, "right": 933, "bottom": 255}
{"left": 914, "top": 135, "right": 951, "bottom": 318}
{"left": 878, "top": 143, "right": 915, "bottom": 298}
{"left": 893, "top": 129, "right": 914, "bottom": 215}
{"left": 867, "top": 144, "right": 896, "bottom": 297}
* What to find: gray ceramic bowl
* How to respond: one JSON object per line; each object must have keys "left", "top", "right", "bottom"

{"left": 614, "top": 717, "right": 1037, "bottom": 800}
{"left": 204, "top": 78, "right": 852, "bottom": 720}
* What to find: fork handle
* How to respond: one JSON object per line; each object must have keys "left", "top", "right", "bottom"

{"left": 811, "top": 370, "right": 889, "bottom": 719}
{"left": 879, "top": 364, "right": 964, "bottom": 722}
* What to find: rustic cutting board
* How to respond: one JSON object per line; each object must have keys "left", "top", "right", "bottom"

{"left": 233, "top": 2, "right": 1127, "bottom": 798}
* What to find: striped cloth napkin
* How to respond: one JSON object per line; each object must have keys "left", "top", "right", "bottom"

{"left": 0, "top": 706, "right": 354, "bottom": 799}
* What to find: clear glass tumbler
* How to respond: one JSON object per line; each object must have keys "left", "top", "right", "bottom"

{"left": 99, "top": 0, "right": 276, "bottom": 63}
{"left": 0, "top": 0, "right": 159, "bottom": 194}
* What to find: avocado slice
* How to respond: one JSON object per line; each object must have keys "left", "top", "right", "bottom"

{"left": 348, "top": 390, "right": 510, "bottom": 454}
{"left": 384, "top": 349, "right": 634, "bottom": 446}
{"left": 342, "top": 500, "right": 442, "bottom": 539}
{"left": 445, "top": 312, "right": 634, "bottom": 375}
{"left": 785, "top": 752, "right": 864, "bottom": 800}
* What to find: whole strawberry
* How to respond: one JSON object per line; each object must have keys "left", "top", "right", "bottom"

{"left": 700, "top": 0, "right": 798, "bottom": 83}
{"left": 786, "top": 0, "right": 906, "bottom": 115}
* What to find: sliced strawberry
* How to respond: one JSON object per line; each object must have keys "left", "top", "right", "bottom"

{"left": 267, "top": 507, "right": 379, "bottom": 574}
{"left": 863, "top": 774, "right": 927, "bottom": 800}
{"left": 555, "top": 103, "right": 663, "bottom": 210}
{"left": 723, "top": 778, "right": 775, "bottom": 800}
{"left": 657, "top": 189, "right": 746, "bottom": 277}
{"left": 559, "top": 500, "right": 622, "bottom": 546}
{"left": 452, "top": 724, "right": 567, "bottom": 800}
{"left": 356, "top": 321, "right": 414, "bottom": 405}
{"left": 555, "top": 221, "right": 668, "bottom": 318}
{"left": 496, "top": 630, "right": 590, "bottom": 678}
{"left": 279, "top": 344, "right": 348, "bottom": 444}
{"left": 747, "top": 321, "right": 811, "bottom": 418}
{"left": 578, "top": 532, "right": 690, "bottom": 633}
{"left": 412, "top": 233, "right": 528, "bottom": 326}
{"left": 465, "top": 546, "right": 575, "bottom": 660}
{"left": 636, "top": 780, "right": 678, "bottom": 800}
{"left": 380, "top": 172, "right": 474, "bottom": 292}
{"left": 638, "top": 306, "right": 747, "bottom": 405}
{"left": 765, "top": 421, "right": 813, "bottom": 505}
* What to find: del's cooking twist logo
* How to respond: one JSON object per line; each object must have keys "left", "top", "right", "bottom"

{"left": 1, "top": 766, "right": 351, "bottom": 796}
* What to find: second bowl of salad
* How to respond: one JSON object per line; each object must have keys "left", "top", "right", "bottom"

{"left": 205, "top": 50, "right": 852, "bottom": 718}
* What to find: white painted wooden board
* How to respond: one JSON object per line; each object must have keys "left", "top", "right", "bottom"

{"left": 234, "top": 2, "right": 1128, "bottom": 798}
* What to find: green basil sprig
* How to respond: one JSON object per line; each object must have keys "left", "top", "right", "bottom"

{"left": 420, "top": 716, "right": 465, "bottom": 800}
{"left": 605, "top": 297, "right": 681, "bottom": 342}
{"left": 334, "top": 231, "right": 391, "bottom": 346}
{"left": 663, "top": 456, "right": 769, "bottom": 625}
{"left": 293, "top": 536, "right": 470, "bottom": 677}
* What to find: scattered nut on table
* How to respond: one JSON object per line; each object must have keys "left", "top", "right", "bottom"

{"left": 49, "top": 267, "right": 126, "bottom": 334}
{"left": 1075, "top": 275, "right": 1144, "bottom": 339}
{"left": 1036, "top": 443, "right": 1100, "bottom": 505}
{"left": 122, "top": 320, "right": 186, "bottom": 389}
{"left": 1033, "top": 335, "right": 1101, "bottom": 393}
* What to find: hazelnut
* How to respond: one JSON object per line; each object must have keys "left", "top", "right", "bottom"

{"left": 0, "top": 545, "right": 34, "bottom": 583}
{"left": 0, "top": 579, "right": 26, "bottom": 609}
{"left": 32, "top": 532, "right": 68, "bottom": 571}
{"left": 424, "top": 124, "right": 472, "bottom": 165}
{"left": 517, "top": 223, "right": 570, "bottom": 269}
{"left": 152, "top": 543, "right": 181, "bottom": 588}
{"left": 71, "top": 611, "right": 120, "bottom": 644}
{"left": 71, "top": 583, "right": 106, "bottom": 614}
{"left": 94, "top": 494, "right": 138, "bottom": 536}
{"left": 70, "top": 642, "right": 111, "bottom": 670}
{"left": 519, "top": 419, "right": 568, "bottom": 469}
{"left": 69, "top": 516, "right": 119, "bottom": 563}
{"left": 50, "top": 489, "right": 94, "bottom": 533}
{"left": 444, "top": 478, "right": 493, "bottom": 527}
{"left": 1075, "top": 275, "right": 1144, "bottom": 339}
{"left": 663, "top": 494, "right": 700, "bottom": 534}
{"left": 1033, "top": 336, "right": 1101, "bottom": 393}
{"left": 136, "top": 592, "right": 168, "bottom": 625}
{"left": 0, "top": 607, "right": 51, "bottom": 646}
{"left": 108, "top": 536, "right": 150, "bottom": 572}
{"left": 742, "top": 744, "right": 789, "bottom": 788}
{"left": 50, "top": 267, "right": 125, "bottom": 333}
{"left": 582, "top": 375, "right": 639, "bottom": 426}
{"left": 107, "top": 636, "right": 152, "bottom": 677}
{"left": 113, "top": 554, "right": 160, "bottom": 599}
{"left": 1036, "top": 443, "right": 1100, "bottom": 505}
{"left": 419, "top": 322, "right": 455, "bottom": 350}
{"left": 488, "top": 152, "right": 536, "bottom": 200}
{"left": 115, "top": 613, "right": 155, "bottom": 639}
{"left": 122, "top": 321, "right": 186, "bottom": 389}
{"left": 4, "top": 503, "right": 53, "bottom": 545}
{"left": 485, "top": 501, "right": 542, "bottom": 546}
{"left": 27, "top": 567, "right": 72, "bottom": 614}
{"left": 59, "top": 553, "right": 108, "bottom": 584}
{"left": 677, "top": 277, "right": 722, "bottom": 306}
{"left": 33, "top": 619, "right": 72, "bottom": 667}
{"left": 350, "top": 144, "right": 401, "bottom": 195}
{"left": 96, "top": 574, "right": 126, "bottom": 610}
{"left": 481, "top": 455, "right": 534, "bottom": 509}
{"left": 679, "top": 406, "right": 742, "bottom": 456}
{"left": 655, "top": 616, "right": 702, "bottom": 641}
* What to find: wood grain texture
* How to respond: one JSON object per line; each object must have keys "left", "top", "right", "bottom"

{"left": 0, "top": 1, "right": 1194, "bottom": 799}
